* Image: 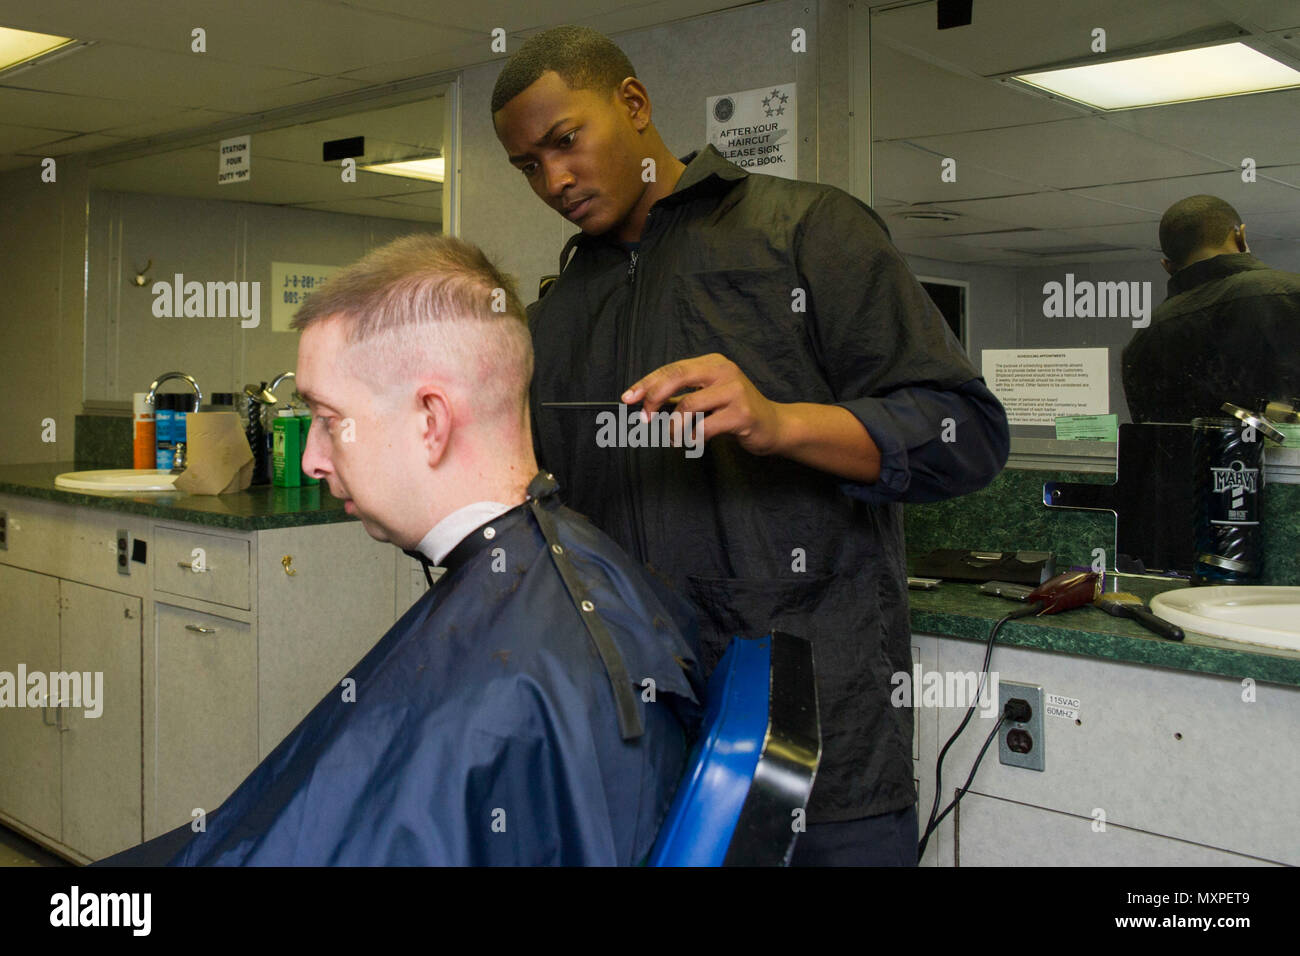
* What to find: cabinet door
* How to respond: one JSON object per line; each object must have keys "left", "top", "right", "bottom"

{"left": 257, "top": 522, "right": 395, "bottom": 757}
{"left": 153, "top": 603, "right": 257, "bottom": 837}
{"left": 0, "top": 564, "right": 61, "bottom": 839}
{"left": 59, "top": 579, "right": 143, "bottom": 861}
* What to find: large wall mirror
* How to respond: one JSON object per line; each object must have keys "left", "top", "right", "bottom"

{"left": 869, "top": 0, "right": 1300, "bottom": 461}
{"left": 83, "top": 80, "right": 456, "bottom": 407}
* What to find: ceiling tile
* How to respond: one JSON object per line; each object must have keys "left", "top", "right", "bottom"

{"left": 0, "top": 123, "right": 72, "bottom": 152}
{"left": 872, "top": 0, "right": 1232, "bottom": 77}
{"left": 933, "top": 190, "right": 1162, "bottom": 230}
{"left": 0, "top": 86, "right": 178, "bottom": 132}
{"left": 1069, "top": 169, "right": 1300, "bottom": 216}
{"left": 871, "top": 44, "right": 1080, "bottom": 141}
{"left": 10, "top": 43, "right": 313, "bottom": 107}
{"left": 873, "top": 141, "right": 1047, "bottom": 204}
{"left": 293, "top": 197, "right": 439, "bottom": 222}
{"left": 1101, "top": 87, "right": 1300, "bottom": 169}
{"left": 92, "top": 109, "right": 244, "bottom": 140}
{"left": 906, "top": 118, "right": 1231, "bottom": 191}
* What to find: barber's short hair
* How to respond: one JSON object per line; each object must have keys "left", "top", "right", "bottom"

{"left": 1159, "top": 195, "right": 1242, "bottom": 270}
{"left": 490, "top": 25, "right": 636, "bottom": 115}
{"left": 290, "top": 234, "right": 532, "bottom": 421}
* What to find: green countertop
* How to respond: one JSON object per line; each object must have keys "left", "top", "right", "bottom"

{"left": 3, "top": 461, "right": 1297, "bottom": 687}
{"left": 909, "top": 581, "right": 1300, "bottom": 688}
{"left": 0, "top": 462, "right": 352, "bottom": 531}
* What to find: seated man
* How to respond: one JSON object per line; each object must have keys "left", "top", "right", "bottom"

{"left": 97, "top": 234, "right": 702, "bottom": 866}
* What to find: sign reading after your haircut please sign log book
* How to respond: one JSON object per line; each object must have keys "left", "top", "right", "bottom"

{"left": 707, "top": 82, "right": 797, "bottom": 180}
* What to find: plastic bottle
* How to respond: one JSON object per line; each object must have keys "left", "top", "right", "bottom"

{"left": 133, "top": 393, "right": 156, "bottom": 469}
{"left": 1192, "top": 416, "right": 1264, "bottom": 583}
{"left": 273, "top": 409, "right": 302, "bottom": 487}
{"left": 154, "top": 394, "right": 174, "bottom": 471}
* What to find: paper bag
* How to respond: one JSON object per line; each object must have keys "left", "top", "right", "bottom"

{"left": 173, "top": 411, "right": 255, "bottom": 495}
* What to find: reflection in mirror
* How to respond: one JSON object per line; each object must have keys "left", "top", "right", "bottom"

{"left": 84, "top": 87, "right": 452, "bottom": 407}
{"left": 869, "top": 0, "right": 1300, "bottom": 459}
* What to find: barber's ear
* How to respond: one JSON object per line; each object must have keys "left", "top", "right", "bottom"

{"left": 416, "top": 387, "right": 454, "bottom": 468}
{"left": 1236, "top": 224, "right": 1249, "bottom": 252}
{"left": 1160, "top": 257, "right": 1175, "bottom": 276}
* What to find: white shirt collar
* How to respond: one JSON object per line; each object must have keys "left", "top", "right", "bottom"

{"left": 415, "top": 500, "right": 514, "bottom": 567}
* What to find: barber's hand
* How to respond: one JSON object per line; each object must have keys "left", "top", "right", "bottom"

{"left": 622, "top": 353, "right": 786, "bottom": 455}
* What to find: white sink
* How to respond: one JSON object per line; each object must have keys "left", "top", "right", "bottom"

{"left": 1150, "top": 587, "right": 1300, "bottom": 651}
{"left": 55, "top": 469, "right": 179, "bottom": 493}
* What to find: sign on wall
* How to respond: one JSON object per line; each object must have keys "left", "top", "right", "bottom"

{"left": 271, "top": 262, "right": 341, "bottom": 332}
{"left": 218, "top": 135, "right": 251, "bottom": 185}
{"left": 981, "top": 348, "right": 1109, "bottom": 426}
{"left": 706, "top": 83, "right": 797, "bottom": 180}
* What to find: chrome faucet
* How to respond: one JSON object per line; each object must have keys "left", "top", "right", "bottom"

{"left": 267, "top": 370, "right": 296, "bottom": 403}
{"left": 146, "top": 371, "right": 203, "bottom": 411}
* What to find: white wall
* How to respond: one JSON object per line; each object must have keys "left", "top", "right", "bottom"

{"left": 0, "top": 159, "right": 88, "bottom": 465}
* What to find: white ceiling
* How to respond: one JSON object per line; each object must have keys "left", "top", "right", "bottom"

{"left": 2, "top": 0, "right": 1299, "bottom": 254}
{"left": 872, "top": 0, "right": 1300, "bottom": 265}
{"left": 0, "top": 0, "right": 749, "bottom": 219}
{"left": 0, "top": 0, "right": 746, "bottom": 175}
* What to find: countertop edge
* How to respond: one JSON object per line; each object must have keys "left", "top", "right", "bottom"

{"left": 0, "top": 474, "right": 354, "bottom": 531}
{"left": 911, "top": 607, "right": 1300, "bottom": 688}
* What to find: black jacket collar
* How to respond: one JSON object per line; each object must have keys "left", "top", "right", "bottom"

{"left": 559, "top": 145, "right": 748, "bottom": 268}
{"left": 1167, "top": 252, "right": 1269, "bottom": 297}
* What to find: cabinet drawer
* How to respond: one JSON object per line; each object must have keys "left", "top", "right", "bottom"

{"left": 153, "top": 527, "right": 251, "bottom": 610}
{"left": 153, "top": 603, "right": 257, "bottom": 835}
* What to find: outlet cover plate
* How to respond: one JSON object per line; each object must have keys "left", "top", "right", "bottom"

{"left": 999, "top": 680, "right": 1044, "bottom": 771}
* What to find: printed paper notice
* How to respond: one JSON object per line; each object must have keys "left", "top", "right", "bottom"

{"left": 982, "top": 348, "right": 1109, "bottom": 426}
{"left": 707, "top": 83, "right": 796, "bottom": 180}
{"left": 218, "top": 135, "right": 251, "bottom": 185}
{"left": 271, "top": 262, "right": 341, "bottom": 332}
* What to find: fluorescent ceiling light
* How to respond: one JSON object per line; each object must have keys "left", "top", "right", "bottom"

{"left": 359, "top": 156, "right": 444, "bottom": 182}
{"left": 1013, "top": 42, "right": 1300, "bottom": 111}
{"left": 0, "top": 26, "right": 75, "bottom": 72}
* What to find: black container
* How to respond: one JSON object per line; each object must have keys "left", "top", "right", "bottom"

{"left": 1192, "top": 416, "right": 1264, "bottom": 583}
{"left": 242, "top": 387, "right": 271, "bottom": 485}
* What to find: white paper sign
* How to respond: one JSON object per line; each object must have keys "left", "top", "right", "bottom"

{"left": 707, "top": 83, "right": 797, "bottom": 179}
{"left": 981, "top": 348, "right": 1109, "bottom": 426}
{"left": 218, "top": 135, "right": 251, "bottom": 185}
{"left": 271, "top": 262, "right": 341, "bottom": 332}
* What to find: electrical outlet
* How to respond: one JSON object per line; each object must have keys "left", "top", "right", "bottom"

{"left": 116, "top": 529, "right": 132, "bottom": 575}
{"left": 998, "top": 680, "right": 1044, "bottom": 771}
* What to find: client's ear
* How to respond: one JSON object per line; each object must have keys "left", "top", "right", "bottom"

{"left": 416, "top": 385, "right": 455, "bottom": 468}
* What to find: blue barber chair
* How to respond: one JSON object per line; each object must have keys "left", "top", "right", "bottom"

{"left": 649, "top": 631, "right": 821, "bottom": 866}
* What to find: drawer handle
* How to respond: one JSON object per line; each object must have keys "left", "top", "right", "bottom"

{"left": 185, "top": 624, "right": 217, "bottom": 634}
{"left": 177, "top": 560, "right": 210, "bottom": 572}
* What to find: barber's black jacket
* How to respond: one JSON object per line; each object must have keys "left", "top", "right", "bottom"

{"left": 527, "top": 144, "right": 1009, "bottom": 822}
{"left": 1122, "top": 253, "right": 1300, "bottom": 423}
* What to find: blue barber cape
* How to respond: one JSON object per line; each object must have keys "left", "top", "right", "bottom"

{"left": 96, "top": 474, "right": 702, "bottom": 866}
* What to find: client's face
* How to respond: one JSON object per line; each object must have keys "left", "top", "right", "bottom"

{"left": 297, "top": 318, "right": 422, "bottom": 547}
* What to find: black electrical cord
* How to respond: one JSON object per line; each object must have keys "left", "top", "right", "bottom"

{"left": 917, "top": 601, "right": 1042, "bottom": 861}
{"left": 928, "top": 712, "right": 1006, "bottom": 835}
